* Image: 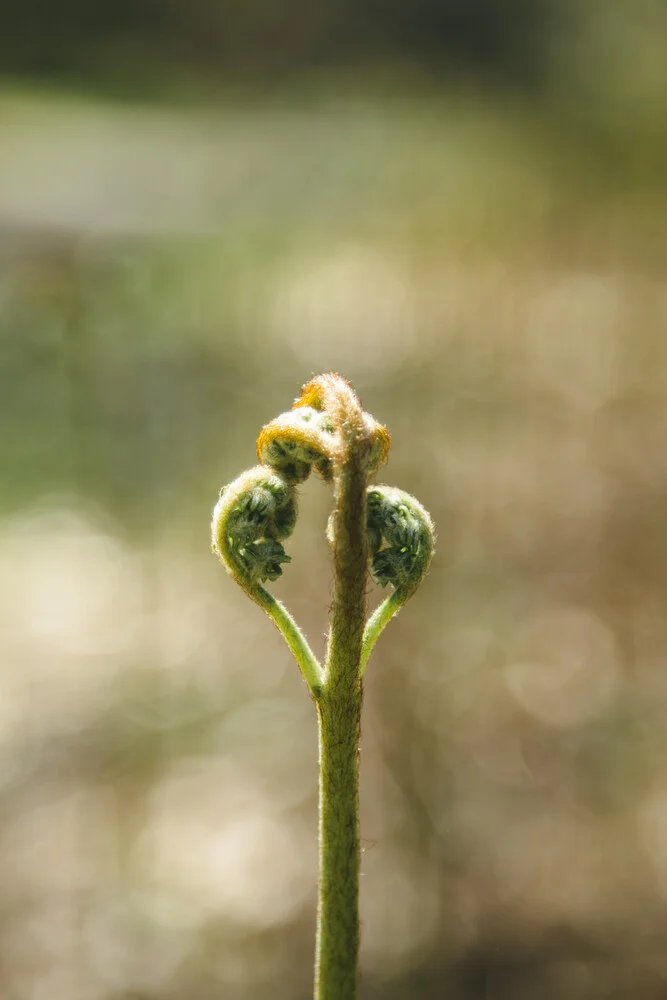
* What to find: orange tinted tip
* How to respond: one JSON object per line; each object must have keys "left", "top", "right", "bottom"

{"left": 368, "top": 421, "right": 391, "bottom": 472}
{"left": 293, "top": 373, "right": 353, "bottom": 411}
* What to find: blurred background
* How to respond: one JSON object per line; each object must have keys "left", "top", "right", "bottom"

{"left": 1, "top": 2, "right": 667, "bottom": 997}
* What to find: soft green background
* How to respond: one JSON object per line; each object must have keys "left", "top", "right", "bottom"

{"left": 1, "top": 5, "right": 667, "bottom": 997}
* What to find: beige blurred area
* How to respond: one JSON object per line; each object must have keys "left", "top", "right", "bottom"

{"left": 1, "top": 5, "right": 667, "bottom": 997}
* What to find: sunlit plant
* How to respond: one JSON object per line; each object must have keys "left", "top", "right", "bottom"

{"left": 211, "top": 374, "right": 435, "bottom": 1000}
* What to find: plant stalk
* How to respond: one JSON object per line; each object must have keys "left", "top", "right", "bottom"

{"left": 315, "top": 693, "right": 361, "bottom": 1000}
{"left": 314, "top": 444, "right": 368, "bottom": 1000}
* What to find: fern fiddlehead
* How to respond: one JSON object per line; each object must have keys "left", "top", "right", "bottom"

{"left": 211, "top": 374, "right": 434, "bottom": 1000}
{"left": 211, "top": 464, "right": 323, "bottom": 695}
{"left": 361, "top": 485, "right": 436, "bottom": 674}
{"left": 257, "top": 405, "right": 338, "bottom": 482}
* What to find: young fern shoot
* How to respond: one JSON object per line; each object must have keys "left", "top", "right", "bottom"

{"left": 211, "top": 374, "right": 435, "bottom": 1000}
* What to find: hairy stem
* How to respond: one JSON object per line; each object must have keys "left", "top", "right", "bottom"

{"left": 315, "top": 693, "right": 361, "bottom": 1000}
{"left": 315, "top": 445, "right": 368, "bottom": 1000}
{"left": 252, "top": 585, "right": 323, "bottom": 697}
{"left": 359, "top": 589, "right": 403, "bottom": 677}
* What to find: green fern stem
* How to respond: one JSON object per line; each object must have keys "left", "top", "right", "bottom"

{"left": 316, "top": 692, "right": 361, "bottom": 1000}
{"left": 360, "top": 589, "right": 402, "bottom": 676}
{"left": 252, "top": 584, "right": 323, "bottom": 697}
{"left": 315, "top": 442, "right": 368, "bottom": 1000}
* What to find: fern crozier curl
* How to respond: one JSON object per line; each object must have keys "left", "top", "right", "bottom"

{"left": 367, "top": 485, "right": 435, "bottom": 596}
{"left": 211, "top": 465, "right": 297, "bottom": 585}
{"left": 257, "top": 406, "right": 339, "bottom": 482}
{"left": 360, "top": 484, "right": 435, "bottom": 675}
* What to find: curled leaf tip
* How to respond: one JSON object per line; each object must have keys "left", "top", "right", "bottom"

{"left": 367, "top": 485, "right": 435, "bottom": 595}
{"left": 294, "top": 372, "right": 352, "bottom": 412}
{"left": 257, "top": 406, "right": 338, "bottom": 482}
{"left": 212, "top": 466, "right": 297, "bottom": 585}
{"left": 294, "top": 374, "right": 390, "bottom": 472}
{"left": 363, "top": 416, "right": 391, "bottom": 474}
{"left": 294, "top": 373, "right": 363, "bottom": 438}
